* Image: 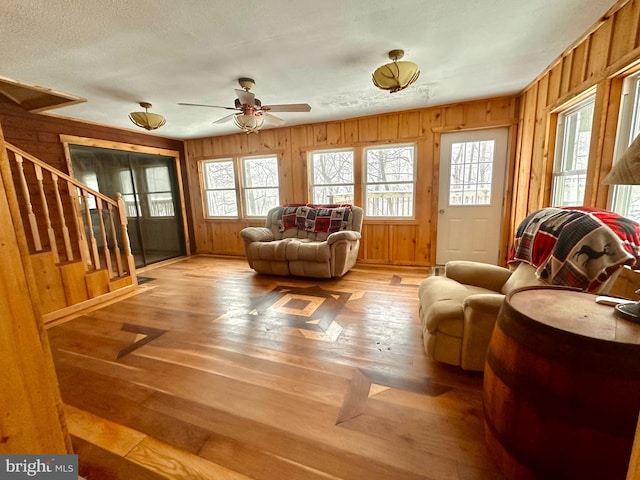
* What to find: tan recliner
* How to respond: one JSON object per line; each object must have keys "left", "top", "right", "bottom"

{"left": 418, "top": 260, "right": 623, "bottom": 371}
{"left": 418, "top": 261, "right": 545, "bottom": 371}
{"left": 240, "top": 205, "right": 363, "bottom": 278}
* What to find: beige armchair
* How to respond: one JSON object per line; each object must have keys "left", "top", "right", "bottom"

{"left": 418, "top": 259, "right": 625, "bottom": 371}
{"left": 418, "top": 261, "right": 545, "bottom": 371}
{"left": 240, "top": 204, "right": 363, "bottom": 278}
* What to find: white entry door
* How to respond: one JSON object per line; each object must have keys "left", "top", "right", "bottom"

{"left": 436, "top": 128, "right": 508, "bottom": 265}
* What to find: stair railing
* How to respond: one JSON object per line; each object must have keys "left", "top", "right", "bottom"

{"left": 4, "top": 142, "right": 135, "bottom": 281}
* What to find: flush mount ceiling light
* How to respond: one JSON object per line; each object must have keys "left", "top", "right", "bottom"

{"left": 372, "top": 49, "right": 420, "bottom": 93}
{"left": 129, "top": 102, "right": 166, "bottom": 131}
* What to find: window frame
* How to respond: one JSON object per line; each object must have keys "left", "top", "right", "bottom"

{"left": 363, "top": 143, "right": 417, "bottom": 219}
{"left": 200, "top": 154, "right": 280, "bottom": 219}
{"left": 144, "top": 165, "right": 176, "bottom": 218}
{"left": 241, "top": 154, "right": 281, "bottom": 218}
{"left": 308, "top": 148, "right": 356, "bottom": 205}
{"left": 551, "top": 95, "right": 596, "bottom": 207}
{"left": 609, "top": 71, "right": 640, "bottom": 223}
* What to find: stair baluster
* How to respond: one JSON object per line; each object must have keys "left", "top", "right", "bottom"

{"left": 34, "top": 164, "right": 59, "bottom": 263}
{"left": 51, "top": 172, "right": 73, "bottom": 261}
{"left": 81, "top": 189, "right": 100, "bottom": 270}
{"left": 108, "top": 203, "right": 124, "bottom": 276}
{"left": 68, "top": 181, "right": 92, "bottom": 270}
{"left": 96, "top": 197, "right": 113, "bottom": 278}
{"left": 15, "top": 154, "right": 42, "bottom": 252}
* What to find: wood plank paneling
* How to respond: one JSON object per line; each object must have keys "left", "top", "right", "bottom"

{"left": 0, "top": 123, "right": 71, "bottom": 453}
{"left": 511, "top": 0, "right": 640, "bottom": 244}
{"left": 186, "top": 97, "right": 518, "bottom": 266}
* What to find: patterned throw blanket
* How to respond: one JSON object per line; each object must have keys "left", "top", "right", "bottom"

{"left": 509, "top": 207, "right": 640, "bottom": 292}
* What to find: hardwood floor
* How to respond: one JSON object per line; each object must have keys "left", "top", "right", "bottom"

{"left": 47, "top": 256, "right": 505, "bottom": 480}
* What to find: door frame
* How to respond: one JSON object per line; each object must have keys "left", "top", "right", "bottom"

{"left": 60, "top": 135, "right": 191, "bottom": 257}
{"left": 432, "top": 125, "right": 517, "bottom": 266}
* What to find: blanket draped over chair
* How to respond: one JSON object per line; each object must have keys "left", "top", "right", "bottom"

{"left": 509, "top": 207, "right": 640, "bottom": 292}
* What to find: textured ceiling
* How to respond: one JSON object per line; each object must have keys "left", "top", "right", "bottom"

{"left": 1, "top": 0, "right": 616, "bottom": 139}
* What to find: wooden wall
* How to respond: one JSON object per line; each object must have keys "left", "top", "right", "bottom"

{"left": 510, "top": 0, "right": 640, "bottom": 240}
{"left": 0, "top": 95, "right": 195, "bottom": 252}
{"left": 184, "top": 96, "right": 519, "bottom": 266}
{"left": 0, "top": 123, "right": 71, "bottom": 454}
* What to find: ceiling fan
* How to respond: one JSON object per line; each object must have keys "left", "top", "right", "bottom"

{"left": 178, "top": 78, "right": 311, "bottom": 133}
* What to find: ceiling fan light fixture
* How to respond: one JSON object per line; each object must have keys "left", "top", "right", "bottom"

{"left": 129, "top": 102, "right": 166, "bottom": 131}
{"left": 372, "top": 49, "right": 420, "bottom": 93}
{"left": 234, "top": 113, "right": 265, "bottom": 133}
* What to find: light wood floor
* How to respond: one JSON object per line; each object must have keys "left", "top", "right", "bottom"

{"left": 47, "top": 256, "right": 505, "bottom": 480}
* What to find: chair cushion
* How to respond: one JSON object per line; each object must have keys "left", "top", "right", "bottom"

{"left": 286, "top": 239, "right": 330, "bottom": 262}
{"left": 419, "top": 276, "right": 498, "bottom": 335}
{"left": 246, "top": 239, "right": 290, "bottom": 261}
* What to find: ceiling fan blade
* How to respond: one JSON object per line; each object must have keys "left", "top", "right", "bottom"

{"left": 235, "top": 89, "right": 255, "bottom": 106}
{"left": 213, "top": 113, "right": 238, "bottom": 124}
{"left": 264, "top": 113, "right": 286, "bottom": 127}
{"left": 262, "top": 103, "right": 311, "bottom": 112}
{"left": 178, "top": 102, "right": 238, "bottom": 110}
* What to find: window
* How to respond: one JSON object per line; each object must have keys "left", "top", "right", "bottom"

{"left": 610, "top": 73, "right": 640, "bottom": 223}
{"left": 202, "top": 159, "right": 238, "bottom": 217}
{"left": 145, "top": 166, "right": 175, "bottom": 217}
{"left": 364, "top": 144, "right": 415, "bottom": 217}
{"left": 242, "top": 155, "right": 280, "bottom": 216}
{"left": 449, "top": 140, "right": 494, "bottom": 205}
{"left": 552, "top": 96, "right": 595, "bottom": 206}
{"left": 309, "top": 149, "right": 354, "bottom": 204}
{"left": 119, "top": 170, "right": 140, "bottom": 217}
{"left": 201, "top": 155, "right": 280, "bottom": 218}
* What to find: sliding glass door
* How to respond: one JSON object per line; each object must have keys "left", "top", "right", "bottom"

{"left": 68, "top": 144, "right": 185, "bottom": 268}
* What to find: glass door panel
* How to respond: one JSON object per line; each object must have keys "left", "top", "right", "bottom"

{"left": 68, "top": 145, "right": 185, "bottom": 268}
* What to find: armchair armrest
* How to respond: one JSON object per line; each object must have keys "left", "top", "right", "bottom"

{"left": 461, "top": 293, "right": 506, "bottom": 370}
{"left": 327, "top": 230, "right": 361, "bottom": 245}
{"left": 463, "top": 293, "right": 505, "bottom": 313}
{"left": 445, "top": 260, "right": 512, "bottom": 292}
{"left": 240, "top": 227, "right": 274, "bottom": 243}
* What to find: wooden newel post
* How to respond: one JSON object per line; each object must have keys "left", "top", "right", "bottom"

{"left": 116, "top": 192, "right": 137, "bottom": 284}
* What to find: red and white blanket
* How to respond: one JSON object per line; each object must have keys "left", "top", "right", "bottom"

{"left": 509, "top": 207, "right": 640, "bottom": 292}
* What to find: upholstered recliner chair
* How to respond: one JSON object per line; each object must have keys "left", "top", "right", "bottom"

{"left": 418, "top": 261, "right": 545, "bottom": 371}
{"left": 419, "top": 207, "right": 640, "bottom": 371}
{"left": 240, "top": 204, "right": 363, "bottom": 278}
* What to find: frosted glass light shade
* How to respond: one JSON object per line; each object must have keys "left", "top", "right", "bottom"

{"left": 129, "top": 102, "right": 166, "bottom": 131}
{"left": 372, "top": 49, "right": 420, "bottom": 93}
{"left": 234, "top": 114, "right": 265, "bottom": 133}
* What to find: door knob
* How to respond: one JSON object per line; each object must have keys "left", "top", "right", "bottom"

{"left": 439, "top": 209, "right": 445, "bottom": 214}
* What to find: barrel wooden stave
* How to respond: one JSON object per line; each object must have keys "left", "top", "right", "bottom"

{"left": 483, "top": 290, "right": 640, "bottom": 480}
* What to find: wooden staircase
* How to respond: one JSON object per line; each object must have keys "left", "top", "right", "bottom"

{"left": 0, "top": 127, "right": 137, "bottom": 323}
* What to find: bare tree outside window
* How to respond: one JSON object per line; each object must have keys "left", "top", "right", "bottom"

{"left": 243, "top": 156, "right": 280, "bottom": 216}
{"left": 202, "top": 159, "right": 238, "bottom": 217}
{"left": 310, "top": 150, "right": 354, "bottom": 204}
{"left": 552, "top": 97, "right": 594, "bottom": 206}
{"left": 449, "top": 140, "right": 494, "bottom": 205}
{"left": 119, "top": 170, "right": 140, "bottom": 217}
{"left": 365, "top": 145, "right": 415, "bottom": 217}
{"left": 145, "top": 166, "right": 175, "bottom": 217}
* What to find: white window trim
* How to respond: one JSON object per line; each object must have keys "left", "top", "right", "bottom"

{"left": 609, "top": 72, "right": 640, "bottom": 220}
{"left": 241, "top": 154, "right": 281, "bottom": 218}
{"left": 201, "top": 154, "right": 280, "bottom": 219}
{"left": 364, "top": 143, "right": 417, "bottom": 219}
{"left": 551, "top": 95, "right": 595, "bottom": 207}
{"left": 308, "top": 148, "right": 355, "bottom": 205}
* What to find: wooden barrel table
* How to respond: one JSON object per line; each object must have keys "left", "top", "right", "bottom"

{"left": 483, "top": 286, "right": 640, "bottom": 480}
